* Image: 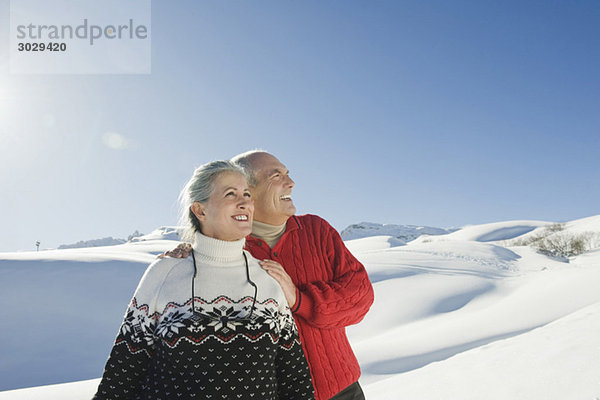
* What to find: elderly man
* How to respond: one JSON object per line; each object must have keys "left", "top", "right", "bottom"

{"left": 169, "top": 151, "right": 374, "bottom": 400}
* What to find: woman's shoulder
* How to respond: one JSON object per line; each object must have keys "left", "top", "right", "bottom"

{"left": 242, "top": 249, "right": 260, "bottom": 263}
{"left": 244, "top": 251, "right": 288, "bottom": 306}
{"left": 141, "top": 255, "right": 192, "bottom": 287}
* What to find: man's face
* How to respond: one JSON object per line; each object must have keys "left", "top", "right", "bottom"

{"left": 250, "top": 153, "right": 296, "bottom": 226}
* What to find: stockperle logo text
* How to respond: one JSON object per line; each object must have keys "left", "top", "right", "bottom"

{"left": 16, "top": 19, "right": 148, "bottom": 45}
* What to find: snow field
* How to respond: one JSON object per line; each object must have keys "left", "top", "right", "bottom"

{"left": 1, "top": 218, "right": 599, "bottom": 399}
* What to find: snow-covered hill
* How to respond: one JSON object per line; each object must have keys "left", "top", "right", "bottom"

{"left": 1, "top": 216, "right": 600, "bottom": 399}
{"left": 55, "top": 227, "right": 182, "bottom": 250}
{"left": 128, "top": 226, "right": 182, "bottom": 242}
{"left": 340, "top": 222, "right": 456, "bottom": 242}
{"left": 57, "top": 237, "right": 127, "bottom": 249}
{"left": 412, "top": 220, "right": 551, "bottom": 243}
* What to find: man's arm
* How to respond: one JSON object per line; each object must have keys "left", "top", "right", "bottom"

{"left": 292, "top": 218, "right": 374, "bottom": 329}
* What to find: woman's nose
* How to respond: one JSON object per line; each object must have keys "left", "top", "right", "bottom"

{"left": 238, "top": 196, "right": 251, "bottom": 208}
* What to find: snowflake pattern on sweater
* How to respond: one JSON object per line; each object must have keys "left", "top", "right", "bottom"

{"left": 94, "top": 233, "right": 314, "bottom": 400}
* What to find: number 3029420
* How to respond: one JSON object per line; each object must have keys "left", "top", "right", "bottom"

{"left": 18, "top": 42, "right": 67, "bottom": 52}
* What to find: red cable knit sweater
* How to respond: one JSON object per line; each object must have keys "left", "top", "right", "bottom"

{"left": 245, "top": 214, "right": 374, "bottom": 400}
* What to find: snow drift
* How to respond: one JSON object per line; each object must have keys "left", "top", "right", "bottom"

{"left": 1, "top": 216, "right": 599, "bottom": 399}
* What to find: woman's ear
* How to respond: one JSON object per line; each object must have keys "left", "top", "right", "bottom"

{"left": 191, "top": 202, "right": 206, "bottom": 222}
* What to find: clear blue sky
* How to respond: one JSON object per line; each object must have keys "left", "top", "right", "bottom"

{"left": 1, "top": 0, "right": 599, "bottom": 252}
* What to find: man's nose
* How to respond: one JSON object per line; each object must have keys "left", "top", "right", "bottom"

{"left": 285, "top": 175, "right": 295, "bottom": 188}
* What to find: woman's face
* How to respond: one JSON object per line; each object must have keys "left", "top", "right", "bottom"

{"left": 193, "top": 171, "right": 254, "bottom": 241}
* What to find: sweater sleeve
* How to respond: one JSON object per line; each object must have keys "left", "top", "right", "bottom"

{"left": 275, "top": 305, "right": 315, "bottom": 399}
{"left": 293, "top": 218, "right": 374, "bottom": 329}
{"left": 93, "top": 259, "right": 175, "bottom": 399}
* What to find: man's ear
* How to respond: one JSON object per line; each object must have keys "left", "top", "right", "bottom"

{"left": 190, "top": 202, "right": 207, "bottom": 222}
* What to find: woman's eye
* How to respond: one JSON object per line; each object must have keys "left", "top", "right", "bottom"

{"left": 226, "top": 192, "right": 234, "bottom": 197}
{"left": 244, "top": 192, "right": 251, "bottom": 198}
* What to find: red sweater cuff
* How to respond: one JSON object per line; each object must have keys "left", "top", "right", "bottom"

{"left": 291, "top": 288, "right": 301, "bottom": 313}
{"left": 292, "top": 288, "right": 314, "bottom": 320}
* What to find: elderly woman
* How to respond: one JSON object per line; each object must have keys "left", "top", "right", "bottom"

{"left": 93, "top": 161, "right": 314, "bottom": 400}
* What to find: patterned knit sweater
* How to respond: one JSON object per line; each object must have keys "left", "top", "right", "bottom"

{"left": 93, "top": 232, "right": 314, "bottom": 400}
{"left": 246, "top": 215, "right": 374, "bottom": 400}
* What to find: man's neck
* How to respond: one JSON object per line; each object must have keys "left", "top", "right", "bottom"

{"left": 251, "top": 219, "right": 288, "bottom": 249}
{"left": 253, "top": 214, "right": 289, "bottom": 226}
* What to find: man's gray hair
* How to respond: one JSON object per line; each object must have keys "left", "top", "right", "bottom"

{"left": 230, "top": 149, "right": 268, "bottom": 186}
{"left": 178, "top": 160, "right": 246, "bottom": 242}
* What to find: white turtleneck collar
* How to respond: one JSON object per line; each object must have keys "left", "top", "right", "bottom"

{"left": 192, "top": 231, "right": 246, "bottom": 265}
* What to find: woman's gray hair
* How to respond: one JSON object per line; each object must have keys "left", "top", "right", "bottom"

{"left": 178, "top": 160, "right": 246, "bottom": 242}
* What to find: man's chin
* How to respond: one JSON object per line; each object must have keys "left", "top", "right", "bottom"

{"left": 275, "top": 204, "right": 296, "bottom": 219}
{"left": 285, "top": 204, "right": 297, "bottom": 216}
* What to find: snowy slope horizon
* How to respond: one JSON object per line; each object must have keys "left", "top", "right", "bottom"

{"left": 31, "top": 222, "right": 453, "bottom": 252}
{"left": 1, "top": 214, "right": 600, "bottom": 399}
{"left": 340, "top": 222, "right": 458, "bottom": 242}
{"left": 53, "top": 227, "right": 181, "bottom": 250}
{"left": 28, "top": 222, "right": 456, "bottom": 253}
{"left": 21, "top": 218, "right": 576, "bottom": 253}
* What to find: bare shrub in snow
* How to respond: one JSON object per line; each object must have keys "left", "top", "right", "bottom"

{"left": 511, "top": 232, "right": 546, "bottom": 247}
{"left": 509, "top": 223, "right": 599, "bottom": 258}
{"left": 546, "top": 223, "right": 566, "bottom": 233}
{"left": 534, "top": 232, "right": 596, "bottom": 258}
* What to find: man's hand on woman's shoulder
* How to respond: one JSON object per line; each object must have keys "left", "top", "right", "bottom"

{"left": 158, "top": 242, "right": 192, "bottom": 259}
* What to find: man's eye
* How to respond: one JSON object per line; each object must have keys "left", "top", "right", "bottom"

{"left": 244, "top": 192, "right": 251, "bottom": 198}
{"left": 226, "top": 192, "right": 234, "bottom": 197}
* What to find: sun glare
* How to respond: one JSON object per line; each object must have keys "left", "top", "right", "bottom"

{"left": 0, "top": 76, "right": 50, "bottom": 178}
